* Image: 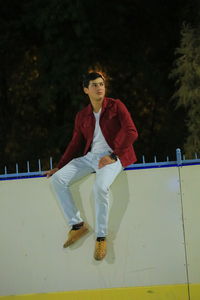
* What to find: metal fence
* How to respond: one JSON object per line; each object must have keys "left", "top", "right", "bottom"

{"left": 0, "top": 148, "right": 200, "bottom": 180}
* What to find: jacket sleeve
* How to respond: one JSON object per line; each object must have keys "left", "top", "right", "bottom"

{"left": 112, "top": 100, "right": 138, "bottom": 156}
{"left": 57, "top": 112, "right": 84, "bottom": 169}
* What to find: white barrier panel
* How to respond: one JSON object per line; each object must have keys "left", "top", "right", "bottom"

{"left": 180, "top": 165, "right": 200, "bottom": 300}
{"left": 0, "top": 165, "right": 199, "bottom": 299}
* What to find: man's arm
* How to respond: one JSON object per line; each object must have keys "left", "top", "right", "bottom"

{"left": 99, "top": 99, "right": 138, "bottom": 169}
{"left": 57, "top": 113, "right": 84, "bottom": 169}
{"left": 44, "top": 113, "right": 84, "bottom": 177}
{"left": 112, "top": 99, "right": 138, "bottom": 156}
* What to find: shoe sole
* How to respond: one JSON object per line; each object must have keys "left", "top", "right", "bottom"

{"left": 94, "top": 254, "right": 106, "bottom": 261}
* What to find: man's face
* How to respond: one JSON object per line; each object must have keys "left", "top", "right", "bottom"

{"left": 84, "top": 77, "right": 105, "bottom": 101}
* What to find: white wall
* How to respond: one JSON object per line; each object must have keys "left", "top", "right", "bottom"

{"left": 0, "top": 165, "right": 199, "bottom": 296}
{"left": 180, "top": 165, "right": 200, "bottom": 284}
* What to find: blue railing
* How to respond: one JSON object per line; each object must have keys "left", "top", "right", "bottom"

{"left": 0, "top": 148, "right": 200, "bottom": 180}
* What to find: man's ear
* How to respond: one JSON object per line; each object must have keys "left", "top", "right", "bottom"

{"left": 83, "top": 87, "right": 88, "bottom": 95}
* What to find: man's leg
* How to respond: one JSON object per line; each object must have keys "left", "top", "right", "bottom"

{"left": 93, "top": 158, "right": 123, "bottom": 259}
{"left": 51, "top": 155, "right": 94, "bottom": 246}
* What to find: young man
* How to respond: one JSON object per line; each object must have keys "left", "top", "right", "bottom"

{"left": 45, "top": 72, "right": 138, "bottom": 260}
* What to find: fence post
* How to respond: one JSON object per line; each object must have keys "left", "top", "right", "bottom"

{"left": 176, "top": 148, "right": 182, "bottom": 166}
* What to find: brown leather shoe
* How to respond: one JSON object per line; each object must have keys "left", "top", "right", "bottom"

{"left": 94, "top": 240, "right": 107, "bottom": 260}
{"left": 63, "top": 223, "right": 89, "bottom": 248}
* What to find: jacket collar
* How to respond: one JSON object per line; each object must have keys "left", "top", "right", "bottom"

{"left": 85, "top": 97, "right": 110, "bottom": 115}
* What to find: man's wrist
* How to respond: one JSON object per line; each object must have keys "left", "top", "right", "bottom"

{"left": 109, "top": 152, "right": 118, "bottom": 161}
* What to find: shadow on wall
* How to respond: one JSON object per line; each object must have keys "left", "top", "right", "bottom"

{"left": 107, "top": 171, "right": 130, "bottom": 264}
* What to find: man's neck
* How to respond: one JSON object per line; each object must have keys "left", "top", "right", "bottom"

{"left": 90, "top": 98, "right": 104, "bottom": 113}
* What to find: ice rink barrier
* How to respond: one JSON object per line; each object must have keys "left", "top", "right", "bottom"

{"left": 0, "top": 149, "right": 200, "bottom": 300}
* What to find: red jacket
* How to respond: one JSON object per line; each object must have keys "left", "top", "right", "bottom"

{"left": 58, "top": 97, "right": 138, "bottom": 168}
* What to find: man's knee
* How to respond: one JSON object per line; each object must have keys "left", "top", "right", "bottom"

{"left": 50, "top": 171, "right": 68, "bottom": 187}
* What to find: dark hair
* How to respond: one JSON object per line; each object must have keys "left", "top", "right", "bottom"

{"left": 82, "top": 72, "right": 104, "bottom": 88}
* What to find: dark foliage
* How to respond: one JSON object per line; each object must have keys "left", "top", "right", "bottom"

{"left": 0, "top": 0, "right": 199, "bottom": 171}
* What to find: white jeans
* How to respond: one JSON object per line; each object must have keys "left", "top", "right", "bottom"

{"left": 51, "top": 151, "right": 123, "bottom": 237}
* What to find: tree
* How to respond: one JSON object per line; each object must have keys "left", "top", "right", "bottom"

{"left": 170, "top": 24, "right": 200, "bottom": 157}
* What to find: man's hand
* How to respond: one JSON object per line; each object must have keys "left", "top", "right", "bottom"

{"left": 44, "top": 168, "right": 59, "bottom": 178}
{"left": 98, "top": 155, "right": 116, "bottom": 169}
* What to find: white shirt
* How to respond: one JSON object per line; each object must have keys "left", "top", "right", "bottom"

{"left": 91, "top": 109, "right": 113, "bottom": 154}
